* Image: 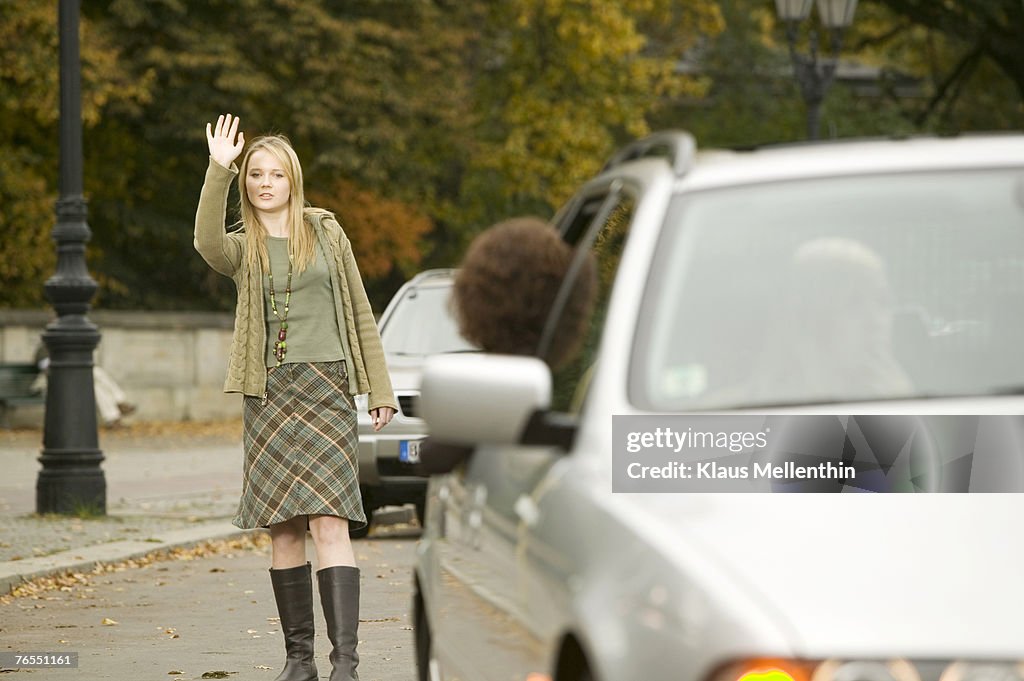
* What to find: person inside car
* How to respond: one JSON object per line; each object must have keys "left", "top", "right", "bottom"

{"left": 749, "top": 237, "right": 913, "bottom": 405}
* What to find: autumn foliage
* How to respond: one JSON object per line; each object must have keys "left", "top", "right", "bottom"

{"left": 1, "top": 0, "right": 1022, "bottom": 310}
{"left": 307, "top": 180, "right": 433, "bottom": 281}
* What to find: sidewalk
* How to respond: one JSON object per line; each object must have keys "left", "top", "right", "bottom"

{"left": 0, "top": 421, "right": 421, "bottom": 680}
{"left": 0, "top": 420, "right": 251, "bottom": 596}
{"left": 0, "top": 523, "right": 419, "bottom": 680}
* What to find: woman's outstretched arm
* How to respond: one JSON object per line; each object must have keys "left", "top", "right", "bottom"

{"left": 194, "top": 114, "right": 246, "bottom": 276}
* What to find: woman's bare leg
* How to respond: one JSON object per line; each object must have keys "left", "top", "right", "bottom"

{"left": 270, "top": 515, "right": 308, "bottom": 569}
{"left": 307, "top": 514, "right": 355, "bottom": 569}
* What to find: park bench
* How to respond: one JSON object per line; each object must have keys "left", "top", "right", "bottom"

{"left": 0, "top": 362, "right": 44, "bottom": 428}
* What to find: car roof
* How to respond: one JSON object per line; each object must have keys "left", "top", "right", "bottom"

{"left": 403, "top": 269, "right": 456, "bottom": 288}
{"left": 378, "top": 268, "right": 457, "bottom": 328}
{"left": 597, "top": 132, "right": 1024, "bottom": 194}
{"left": 680, "top": 135, "right": 1024, "bottom": 191}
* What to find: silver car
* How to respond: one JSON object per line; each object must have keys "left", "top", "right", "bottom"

{"left": 353, "top": 269, "right": 473, "bottom": 538}
{"left": 413, "top": 134, "right": 1024, "bottom": 679}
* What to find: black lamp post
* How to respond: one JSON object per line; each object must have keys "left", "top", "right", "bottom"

{"left": 37, "top": 0, "right": 106, "bottom": 516}
{"left": 775, "top": 0, "right": 859, "bottom": 140}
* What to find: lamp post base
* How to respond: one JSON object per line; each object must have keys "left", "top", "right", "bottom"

{"left": 37, "top": 321, "right": 105, "bottom": 516}
{"left": 36, "top": 460, "right": 106, "bottom": 516}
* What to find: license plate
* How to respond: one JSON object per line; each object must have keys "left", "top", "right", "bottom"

{"left": 399, "top": 439, "right": 421, "bottom": 464}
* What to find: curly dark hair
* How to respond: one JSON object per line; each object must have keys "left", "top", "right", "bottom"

{"left": 453, "top": 217, "right": 596, "bottom": 370}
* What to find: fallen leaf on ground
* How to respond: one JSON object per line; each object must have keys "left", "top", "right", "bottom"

{"left": 201, "top": 672, "right": 237, "bottom": 679}
{"left": 101, "top": 618, "right": 118, "bottom": 625}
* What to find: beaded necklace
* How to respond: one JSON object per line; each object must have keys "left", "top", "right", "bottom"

{"left": 268, "top": 256, "right": 293, "bottom": 366}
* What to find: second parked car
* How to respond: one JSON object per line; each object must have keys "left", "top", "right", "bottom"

{"left": 353, "top": 269, "right": 474, "bottom": 537}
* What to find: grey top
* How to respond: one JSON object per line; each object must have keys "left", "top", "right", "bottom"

{"left": 264, "top": 236, "right": 346, "bottom": 367}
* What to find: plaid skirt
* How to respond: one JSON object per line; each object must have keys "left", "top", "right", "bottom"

{"left": 233, "top": 360, "right": 365, "bottom": 531}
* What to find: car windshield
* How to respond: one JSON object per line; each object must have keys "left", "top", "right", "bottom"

{"left": 380, "top": 283, "right": 476, "bottom": 356}
{"left": 635, "top": 168, "right": 1024, "bottom": 409}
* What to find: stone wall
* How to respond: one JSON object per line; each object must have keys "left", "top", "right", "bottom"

{"left": 0, "top": 309, "right": 240, "bottom": 426}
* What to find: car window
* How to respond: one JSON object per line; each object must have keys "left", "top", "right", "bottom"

{"left": 547, "top": 191, "right": 637, "bottom": 412}
{"left": 633, "top": 168, "right": 1024, "bottom": 409}
{"left": 379, "top": 283, "right": 476, "bottom": 356}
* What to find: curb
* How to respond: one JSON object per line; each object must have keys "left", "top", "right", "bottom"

{"left": 0, "top": 520, "right": 254, "bottom": 597}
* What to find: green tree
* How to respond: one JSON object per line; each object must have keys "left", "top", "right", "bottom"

{"left": 470, "top": 0, "right": 724, "bottom": 210}
{"left": 415, "top": 0, "right": 724, "bottom": 271}
{"left": 871, "top": 0, "right": 1024, "bottom": 99}
{"left": 78, "top": 0, "right": 727, "bottom": 308}
{"left": 80, "top": 0, "right": 473, "bottom": 309}
{"left": 662, "top": 0, "right": 1024, "bottom": 147}
{"left": 860, "top": 0, "right": 1024, "bottom": 131}
{"left": 0, "top": 0, "right": 149, "bottom": 307}
{"left": 4, "top": 1, "right": 764, "bottom": 312}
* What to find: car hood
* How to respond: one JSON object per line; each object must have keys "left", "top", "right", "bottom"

{"left": 384, "top": 353, "right": 427, "bottom": 392}
{"left": 386, "top": 351, "right": 480, "bottom": 392}
{"left": 631, "top": 493, "right": 1024, "bottom": 657}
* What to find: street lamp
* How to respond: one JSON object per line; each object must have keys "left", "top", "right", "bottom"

{"left": 775, "top": 0, "right": 859, "bottom": 140}
{"left": 37, "top": 0, "right": 106, "bottom": 515}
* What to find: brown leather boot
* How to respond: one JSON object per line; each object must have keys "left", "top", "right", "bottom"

{"left": 317, "top": 565, "right": 361, "bottom": 681}
{"left": 269, "top": 563, "right": 318, "bottom": 681}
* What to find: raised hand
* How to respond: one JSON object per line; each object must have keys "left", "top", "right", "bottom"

{"left": 206, "top": 113, "right": 245, "bottom": 168}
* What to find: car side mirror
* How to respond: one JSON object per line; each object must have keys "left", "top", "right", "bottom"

{"left": 420, "top": 354, "right": 551, "bottom": 446}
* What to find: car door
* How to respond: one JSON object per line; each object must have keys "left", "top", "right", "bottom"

{"left": 432, "top": 184, "right": 639, "bottom": 680}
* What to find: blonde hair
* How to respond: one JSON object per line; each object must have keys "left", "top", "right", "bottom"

{"left": 238, "top": 135, "right": 318, "bottom": 275}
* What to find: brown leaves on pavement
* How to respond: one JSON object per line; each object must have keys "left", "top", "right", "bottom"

{"left": 0, "top": 532, "right": 271, "bottom": 604}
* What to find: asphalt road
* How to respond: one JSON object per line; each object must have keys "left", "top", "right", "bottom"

{"left": 0, "top": 531, "right": 419, "bottom": 681}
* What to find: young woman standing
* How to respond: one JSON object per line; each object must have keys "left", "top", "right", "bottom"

{"left": 195, "top": 113, "right": 396, "bottom": 681}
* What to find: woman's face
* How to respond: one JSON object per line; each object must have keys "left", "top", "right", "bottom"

{"left": 245, "top": 149, "right": 291, "bottom": 216}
